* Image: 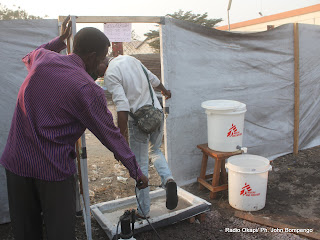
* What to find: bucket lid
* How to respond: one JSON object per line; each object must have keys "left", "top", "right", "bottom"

{"left": 226, "top": 154, "right": 270, "bottom": 173}
{"left": 201, "top": 100, "right": 246, "bottom": 111}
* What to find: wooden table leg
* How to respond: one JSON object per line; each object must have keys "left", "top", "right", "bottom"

{"left": 198, "top": 153, "right": 208, "bottom": 190}
{"left": 197, "top": 144, "right": 241, "bottom": 199}
{"left": 220, "top": 158, "right": 228, "bottom": 185}
{"left": 210, "top": 157, "right": 222, "bottom": 199}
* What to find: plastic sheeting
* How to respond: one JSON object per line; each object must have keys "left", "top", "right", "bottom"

{"left": 161, "top": 19, "right": 320, "bottom": 185}
{"left": 1, "top": 17, "right": 320, "bottom": 222}
{"left": 0, "top": 19, "right": 58, "bottom": 224}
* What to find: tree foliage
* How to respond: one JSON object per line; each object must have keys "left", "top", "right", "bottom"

{"left": 0, "top": 4, "right": 43, "bottom": 20}
{"left": 167, "top": 10, "right": 222, "bottom": 28}
{"left": 144, "top": 10, "right": 223, "bottom": 52}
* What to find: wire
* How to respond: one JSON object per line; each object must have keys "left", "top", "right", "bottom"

{"left": 134, "top": 161, "right": 163, "bottom": 240}
{"left": 114, "top": 158, "right": 163, "bottom": 239}
{"left": 135, "top": 186, "right": 162, "bottom": 240}
{"left": 115, "top": 218, "right": 121, "bottom": 240}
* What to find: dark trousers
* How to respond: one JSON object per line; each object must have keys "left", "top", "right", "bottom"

{"left": 6, "top": 170, "right": 76, "bottom": 240}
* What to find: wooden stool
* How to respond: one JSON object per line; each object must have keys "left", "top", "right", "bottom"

{"left": 197, "top": 143, "right": 242, "bottom": 199}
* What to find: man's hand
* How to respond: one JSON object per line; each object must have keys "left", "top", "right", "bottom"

{"left": 155, "top": 82, "right": 171, "bottom": 100}
{"left": 161, "top": 90, "right": 171, "bottom": 100}
{"left": 60, "top": 16, "right": 72, "bottom": 42}
{"left": 136, "top": 174, "right": 149, "bottom": 189}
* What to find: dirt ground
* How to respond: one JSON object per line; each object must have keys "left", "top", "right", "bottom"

{"left": 82, "top": 131, "right": 320, "bottom": 240}
{"left": 0, "top": 95, "right": 319, "bottom": 240}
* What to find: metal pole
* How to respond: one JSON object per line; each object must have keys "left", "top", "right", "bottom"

{"left": 80, "top": 133, "right": 92, "bottom": 240}
{"left": 227, "top": 0, "right": 232, "bottom": 31}
{"left": 228, "top": 10, "right": 230, "bottom": 31}
{"left": 293, "top": 23, "right": 300, "bottom": 155}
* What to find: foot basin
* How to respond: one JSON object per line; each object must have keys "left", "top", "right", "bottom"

{"left": 90, "top": 187, "right": 211, "bottom": 239}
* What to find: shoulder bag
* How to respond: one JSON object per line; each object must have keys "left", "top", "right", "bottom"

{"left": 129, "top": 66, "right": 163, "bottom": 134}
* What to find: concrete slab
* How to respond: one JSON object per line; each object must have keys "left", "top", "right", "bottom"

{"left": 90, "top": 187, "right": 211, "bottom": 239}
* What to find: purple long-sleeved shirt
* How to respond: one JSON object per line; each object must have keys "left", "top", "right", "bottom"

{"left": 0, "top": 37, "right": 142, "bottom": 181}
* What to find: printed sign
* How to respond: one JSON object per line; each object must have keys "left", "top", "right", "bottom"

{"left": 103, "top": 23, "right": 132, "bottom": 42}
{"left": 227, "top": 123, "right": 242, "bottom": 137}
{"left": 240, "top": 183, "right": 260, "bottom": 196}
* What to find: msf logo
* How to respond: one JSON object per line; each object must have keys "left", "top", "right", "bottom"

{"left": 240, "top": 183, "right": 260, "bottom": 197}
{"left": 227, "top": 124, "right": 242, "bottom": 137}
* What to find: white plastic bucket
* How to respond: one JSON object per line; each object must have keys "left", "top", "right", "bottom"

{"left": 225, "top": 154, "right": 272, "bottom": 211}
{"left": 201, "top": 100, "right": 246, "bottom": 152}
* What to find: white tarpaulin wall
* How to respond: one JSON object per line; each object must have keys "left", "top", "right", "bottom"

{"left": 1, "top": 17, "right": 320, "bottom": 224}
{"left": 161, "top": 19, "right": 320, "bottom": 185}
{"left": 0, "top": 19, "right": 58, "bottom": 224}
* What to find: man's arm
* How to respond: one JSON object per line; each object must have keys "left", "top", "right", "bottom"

{"left": 117, "top": 111, "right": 129, "bottom": 143}
{"left": 141, "top": 63, "right": 172, "bottom": 100}
{"left": 77, "top": 92, "right": 148, "bottom": 188}
{"left": 59, "top": 16, "right": 72, "bottom": 42}
{"left": 22, "top": 16, "right": 72, "bottom": 71}
{"left": 154, "top": 82, "right": 171, "bottom": 100}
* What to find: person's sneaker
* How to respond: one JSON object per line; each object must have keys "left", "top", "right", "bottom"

{"left": 165, "top": 179, "right": 178, "bottom": 210}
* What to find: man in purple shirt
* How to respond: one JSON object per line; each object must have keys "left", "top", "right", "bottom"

{"left": 0, "top": 16, "right": 148, "bottom": 240}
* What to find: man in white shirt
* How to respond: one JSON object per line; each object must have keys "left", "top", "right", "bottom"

{"left": 102, "top": 55, "right": 178, "bottom": 219}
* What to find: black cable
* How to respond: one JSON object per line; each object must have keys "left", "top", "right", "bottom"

{"left": 115, "top": 218, "right": 121, "bottom": 240}
{"left": 134, "top": 161, "right": 163, "bottom": 240}
{"left": 114, "top": 161, "right": 163, "bottom": 239}
{"left": 135, "top": 186, "right": 162, "bottom": 240}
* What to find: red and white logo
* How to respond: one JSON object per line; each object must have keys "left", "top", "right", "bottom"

{"left": 227, "top": 124, "right": 242, "bottom": 137}
{"left": 240, "top": 183, "right": 260, "bottom": 196}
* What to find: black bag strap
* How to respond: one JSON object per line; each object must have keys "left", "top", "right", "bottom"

{"left": 128, "top": 111, "right": 135, "bottom": 120}
{"left": 141, "top": 65, "right": 155, "bottom": 107}
{"left": 129, "top": 65, "right": 155, "bottom": 120}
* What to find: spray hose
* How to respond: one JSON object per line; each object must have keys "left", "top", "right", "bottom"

{"left": 115, "top": 161, "right": 162, "bottom": 240}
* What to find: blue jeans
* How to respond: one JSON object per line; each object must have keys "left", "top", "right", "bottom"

{"left": 128, "top": 114, "right": 173, "bottom": 216}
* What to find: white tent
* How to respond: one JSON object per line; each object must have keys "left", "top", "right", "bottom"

{"left": 162, "top": 19, "right": 320, "bottom": 185}
{"left": 0, "top": 19, "right": 59, "bottom": 224}
{"left": 1, "top": 17, "right": 319, "bottom": 226}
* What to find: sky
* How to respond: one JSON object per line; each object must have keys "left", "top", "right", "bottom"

{"left": 1, "top": 0, "right": 320, "bottom": 38}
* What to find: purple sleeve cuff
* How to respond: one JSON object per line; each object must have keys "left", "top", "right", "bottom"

{"left": 45, "top": 36, "right": 67, "bottom": 53}
{"left": 129, "top": 165, "right": 143, "bottom": 181}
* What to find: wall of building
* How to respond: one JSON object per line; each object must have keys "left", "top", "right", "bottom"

{"left": 233, "top": 12, "right": 320, "bottom": 32}
{"left": 216, "top": 4, "right": 320, "bottom": 32}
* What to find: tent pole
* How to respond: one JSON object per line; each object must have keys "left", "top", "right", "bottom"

{"left": 293, "top": 23, "right": 300, "bottom": 155}
{"left": 59, "top": 14, "right": 83, "bottom": 216}
{"left": 80, "top": 133, "right": 92, "bottom": 240}
{"left": 68, "top": 15, "right": 93, "bottom": 240}
{"left": 60, "top": 15, "right": 92, "bottom": 239}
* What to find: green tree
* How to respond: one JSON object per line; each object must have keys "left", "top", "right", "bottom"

{"left": 144, "top": 10, "right": 223, "bottom": 52}
{"left": 0, "top": 4, "right": 44, "bottom": 20}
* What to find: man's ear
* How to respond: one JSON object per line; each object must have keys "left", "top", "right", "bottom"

{"left": 83, "top": 52, "right": 97, "bottom": 73}
{"left": 82, "top": 52, "right": 96, "bottom": 63}
{"left": 87, "top": 52, "right": 97, "bottom": 61}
